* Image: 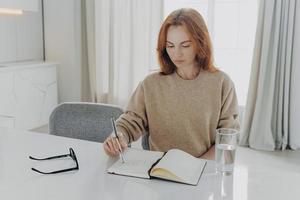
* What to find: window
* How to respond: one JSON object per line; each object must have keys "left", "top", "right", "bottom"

{"left": 164, "top": 0, "right": 258, "bottom": 106}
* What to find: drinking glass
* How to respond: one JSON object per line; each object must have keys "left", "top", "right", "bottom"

{"left": 215, "top": 128, "right": 238, "bottom": 173}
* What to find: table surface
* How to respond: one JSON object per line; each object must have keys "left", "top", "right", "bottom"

{"left": 1, "top": 127, "right": 300, "bottom": 200}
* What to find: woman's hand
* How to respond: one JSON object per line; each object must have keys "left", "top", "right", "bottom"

{"left": 103, "top": 132, "right": 128, "bottom": 157}
{"left": 200, "top": 145, "right": 215, "bottom": 160}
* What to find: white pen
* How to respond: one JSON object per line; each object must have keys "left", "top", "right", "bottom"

{"left": 111, "top": 117, "right": 125, "bottom": 163}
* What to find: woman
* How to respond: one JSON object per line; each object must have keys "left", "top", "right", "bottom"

{"left": 103, "top": 8, "right": 240, "bottom": 159}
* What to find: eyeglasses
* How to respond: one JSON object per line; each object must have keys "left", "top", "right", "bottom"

{"left": 29, "top": 148, "right": 79, "bottom": 174}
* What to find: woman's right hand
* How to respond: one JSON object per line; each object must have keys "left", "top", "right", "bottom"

{"left": 103, "top": 132, "right": 128, "bottom": 157}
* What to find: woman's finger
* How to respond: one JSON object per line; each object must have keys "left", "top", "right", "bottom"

{"left": 111, "top": 137, "right": 121, "bottom": 153}
{"left": 103, "top": 141, "right": 114, "bottom": 156}
{"left": 105, "top": 138, "right": 118, "bottom": 156}
{"left": 118, "top": 132, "right": 128, "bottom": 149}
{"left": 103, "top": 142, "right": 114, "bottom": 156}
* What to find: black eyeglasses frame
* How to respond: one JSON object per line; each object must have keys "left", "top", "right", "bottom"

{"left": 29, "top": 148, "right": 79, "bottom": 175}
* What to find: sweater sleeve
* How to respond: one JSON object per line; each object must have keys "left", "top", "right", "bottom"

{"left": 218, "top": 79, "right": 240, "bottom": 130}
{"left": 115, "top": 82, "right": 148, "bottom": 143}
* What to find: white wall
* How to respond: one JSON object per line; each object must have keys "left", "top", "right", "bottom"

{"left": 0, "top": 0, "right": 39, "bottom": 11}
{"left": 43, "top": 0, "right": 81, "bottom": 103}
{"left": 0, "top": 0, "right": 43, "bottom": 63}
{"left": 290, "top": 1, "right": 300, "bottom": 148}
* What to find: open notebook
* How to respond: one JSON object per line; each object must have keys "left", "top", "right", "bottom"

{"left": 107, "top": 148, "right": 207, "bottom": 186}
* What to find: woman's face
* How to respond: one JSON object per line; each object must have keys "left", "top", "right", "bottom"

{"left": 166, "top": 25, "right": 197, "bottom": 69}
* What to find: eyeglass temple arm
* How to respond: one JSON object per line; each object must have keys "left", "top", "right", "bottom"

{"left": 29, "top": 154, "right": 69, "bottom": 161}
{"left": 31, "top": 166, "right": 79, "bottom": 175}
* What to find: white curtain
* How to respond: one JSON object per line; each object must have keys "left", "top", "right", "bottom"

{"left": 239, "top": 0, "right": 298, "bottom": 150}
{"left": 91, "top": 0, "right": 163, "bottom": 107}
{"left": 290, "top": 1, "right": 300, "bottom": 149}
{"left": 81, "top": 0, "right": 95, "bottom": 102}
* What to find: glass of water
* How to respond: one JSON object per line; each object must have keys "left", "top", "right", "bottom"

{"left": 215, "top": 128, "right": 238, "bottom": 173}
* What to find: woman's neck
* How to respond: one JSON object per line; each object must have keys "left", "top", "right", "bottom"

{"left": 176, "top": 66, "right": 200, "bottom": 80}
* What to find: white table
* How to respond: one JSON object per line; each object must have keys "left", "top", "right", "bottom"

{"left": 1, "top": 128, "right": 300, "bottom": 200}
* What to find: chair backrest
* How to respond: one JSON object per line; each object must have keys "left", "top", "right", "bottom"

{"left": 49, "top": 103, "right": 123, "bottom": 143}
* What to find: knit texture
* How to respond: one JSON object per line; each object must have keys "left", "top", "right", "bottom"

{"left": 116, "top": 70, "right": 240, "bottom": 157}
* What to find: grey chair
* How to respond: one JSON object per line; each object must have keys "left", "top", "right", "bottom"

{"left": 49, "top": 102, "right": 123, "bottom": 143}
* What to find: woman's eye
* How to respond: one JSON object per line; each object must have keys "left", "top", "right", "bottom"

{"left": 182, "top": 45, "right": 190, "bottom": 48}
{"left": 166, "top": 45, "right": 174, "bottom": 48}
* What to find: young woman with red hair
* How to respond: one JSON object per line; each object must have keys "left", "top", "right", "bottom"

{"left": 103, "top": 8, "right": 240, "bottom": 160}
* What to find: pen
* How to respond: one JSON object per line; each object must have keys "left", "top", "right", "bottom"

{"left": 110, "top": 117, "right": 125, "bottom": 163}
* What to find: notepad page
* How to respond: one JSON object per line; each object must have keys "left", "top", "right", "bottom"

{"left": 107, "top": 148, "right": 164, "bottom": 179}
{"left": 152, "top": 149, "right": 206, "bottom": 185}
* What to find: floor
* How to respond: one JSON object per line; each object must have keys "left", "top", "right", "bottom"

{"left": 233, "top": 146, "right": 300, "bottom": 200}
{"left": 30, "top": 124, "right": 49, "bottom": 133}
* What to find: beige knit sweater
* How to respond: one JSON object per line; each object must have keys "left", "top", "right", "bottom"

{"left": 116, "top": 70, "right": 240, "bottom": 157}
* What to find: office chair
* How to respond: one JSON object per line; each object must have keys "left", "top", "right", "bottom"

{"left": 49, "top": 102, "right": 124, "bottom": 143}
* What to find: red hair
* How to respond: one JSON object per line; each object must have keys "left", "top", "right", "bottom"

{"left": 157, "top": 8, "right": 217, "bottom": 74}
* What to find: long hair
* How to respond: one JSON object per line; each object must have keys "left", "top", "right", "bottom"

{"left": 157, "top": 8, "right": 217, "bottom": 74}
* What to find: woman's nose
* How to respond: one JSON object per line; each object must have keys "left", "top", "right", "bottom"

{"left": 174, "top": 47, "right": 183, "bottom": 57}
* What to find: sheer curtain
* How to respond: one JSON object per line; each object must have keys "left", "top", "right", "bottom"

{"left": 81, "top": 0, "right": 95, "bottom": 102}
{"left": 239, "top": 0, "right": 298, "bottom": 150}
{"left": 84, "top": 0, "right": 163, "bottom": 107}
{"left": 290, "top": 1, "right": 300, "bottom": 149}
